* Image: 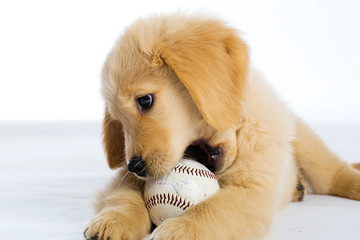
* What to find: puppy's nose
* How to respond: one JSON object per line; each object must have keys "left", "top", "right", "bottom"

{"left": 128, "top": 157, "right": 147, "bottom": 177}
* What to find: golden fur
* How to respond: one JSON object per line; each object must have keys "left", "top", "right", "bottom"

{"left": 84, "top": 14, "right": 360, "bottom": 240}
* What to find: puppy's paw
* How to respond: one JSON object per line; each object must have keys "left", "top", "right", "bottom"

{"left": 292, "top": 176, "right": 306, "bottom": 202}
{"left": 84, "top": 207, "right": 150, "bottom": 240}
{"left": 150, "top": 217, "right": 205, "bottom": 240}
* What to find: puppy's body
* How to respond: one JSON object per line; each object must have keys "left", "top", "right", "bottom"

{"left": 85, "top": 14, "right": 360, "bottom": 240}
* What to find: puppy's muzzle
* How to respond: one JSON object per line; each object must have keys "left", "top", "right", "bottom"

{"left": 128, "top": 156, "right": 147, "bottom": 177}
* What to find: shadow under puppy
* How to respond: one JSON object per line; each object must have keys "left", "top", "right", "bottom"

{"left": 84, "top": 13, "right": 360, "bottom": 240}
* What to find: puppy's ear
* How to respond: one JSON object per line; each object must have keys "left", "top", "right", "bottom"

{"left": 102, "top": 109, "right": 125, "bottom": 169}
{"left": 154, "top": 19, "right": 249, "bottom": 130}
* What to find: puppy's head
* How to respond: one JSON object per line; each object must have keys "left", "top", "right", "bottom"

{"left": 101, "top": 14, "right": 249, "bottom": 178}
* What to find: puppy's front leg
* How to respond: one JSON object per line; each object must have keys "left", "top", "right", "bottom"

{"left": 84, "top": 170, "right": 151, "bottom": 240}
{"left": 151, "top": 184, "right": 277, "bottom": 240}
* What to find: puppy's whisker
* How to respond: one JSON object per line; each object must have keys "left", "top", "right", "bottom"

{"left": 112, "top": 161, "right": 125, "bottom": 169}
{"left": 114, "top": 153, "right": 126, "bottom": 162}
{"left": 102, "top": 119, "right": 113, "bottom": 130}
{"left": 111, "top": 170, "right": 131, "bottom": 194}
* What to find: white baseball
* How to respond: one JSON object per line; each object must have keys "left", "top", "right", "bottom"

{"left": 144, "top": 158, "right": 220, "bottom": 226}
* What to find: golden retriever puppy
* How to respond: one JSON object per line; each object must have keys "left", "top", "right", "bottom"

{"left": 84, "top": 14, "right": 360, "bottom": 240}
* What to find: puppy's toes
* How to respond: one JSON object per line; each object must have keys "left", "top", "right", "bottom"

{"left": 83, "top": 230, "right": 99, "bottom": 240}
{"left": 151, "top": 216, "right": 205, "bottom": 240}
{"left": 84, "top": 207, "right": 151, "bottom": 240}
{"left": 292, "top": 176, "right": 306, "bottom": 202}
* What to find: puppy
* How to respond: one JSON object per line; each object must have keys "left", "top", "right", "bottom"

{"left": 84, "top": 14, "right": 360, "bottom": 240}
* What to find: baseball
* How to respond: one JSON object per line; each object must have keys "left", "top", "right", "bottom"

{"left": 144, "top": 158, "right": 220, "bottom": 226}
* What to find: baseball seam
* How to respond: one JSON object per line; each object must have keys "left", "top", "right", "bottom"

{"left": 145, "top": 193, "right": 192, "bottom": 212}
{"left": 172, "top": 164, "right": 217, "bottom": 179}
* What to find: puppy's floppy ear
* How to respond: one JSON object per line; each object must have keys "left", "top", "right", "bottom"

{"left": 153, "top": 19, "right": 249, "bottom": 130}
{"left": 102, "top": 108, "right": 125, "bottom": 169}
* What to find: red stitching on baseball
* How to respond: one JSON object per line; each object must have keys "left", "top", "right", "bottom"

{"left": 145, "top": 193, "right": 193, "bottom": 212}
{"left": 172, "top": 164, "right": 217, "bottom": 179}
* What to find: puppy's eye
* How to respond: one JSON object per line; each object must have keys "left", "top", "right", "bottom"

{"left": 137, "top": 94, "right": 153, "bottom": 111}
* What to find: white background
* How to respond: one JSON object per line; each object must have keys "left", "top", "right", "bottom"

{"left": 0, "top": 0, "right": 359, "bottom": 122}
{"left": 1, "top": 2, "right": 360, "bottom": 239}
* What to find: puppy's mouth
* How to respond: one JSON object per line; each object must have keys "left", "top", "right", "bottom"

{"left": 184, "top": 139, "right": 223, "bottom": 172}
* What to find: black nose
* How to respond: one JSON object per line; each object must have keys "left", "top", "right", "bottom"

{"left": 128, "top": 157, "right": 147, "bottom": 177}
